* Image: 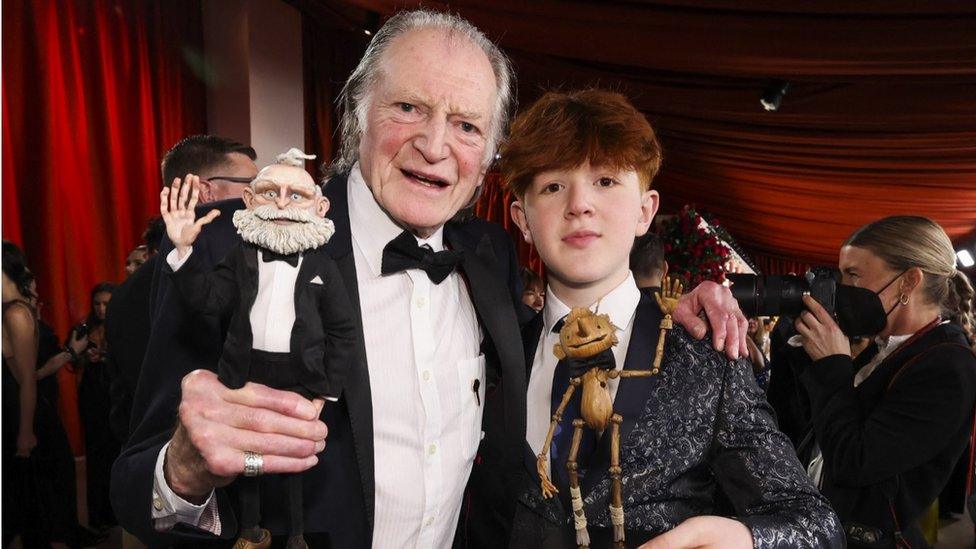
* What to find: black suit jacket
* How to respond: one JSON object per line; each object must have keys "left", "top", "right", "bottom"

{"left": 105, "top": 254, "right": 157, "bottom": 443}
{"left": 166, "top": 242, "right": 358, "bottom": 399}
{"left": 511, "top": 292, "right": 844, "bottom": 548}
{"left": 801, "top": 321, "right": 976, "bottom": 548}
{"left": 111, "top": 173, "right": 526, "bottom": 547}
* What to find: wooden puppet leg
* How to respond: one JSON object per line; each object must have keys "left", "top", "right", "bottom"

{"left": 566, "top": 419, "right": 590, "bottom": 549}
{"left": 537, "top": 381, "right": 578, "bottom": 498}
{"left": 609, "top": 413, "right": 625, "bottom": 548}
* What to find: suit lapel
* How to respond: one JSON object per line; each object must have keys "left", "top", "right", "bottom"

{"left": 582, "top": 292, "right": 662, "bottom": 495}
{"left": 241, "top": 244, "right": 260, "bottom": 312}
{"left": 521, "top": 315, "right": 545, "bottom": 483}
{"left": 446, "top": 226, "right": 526, "bottom": 460}
{"left": 321, "top": 175, "right": 376, "bottom": 530}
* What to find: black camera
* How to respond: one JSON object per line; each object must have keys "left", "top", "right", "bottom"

{"left": 727, "top": 267, "right": 840, "bottom": 318}
{"left": 72, "top": 323, "right": 89, "bottom": 338}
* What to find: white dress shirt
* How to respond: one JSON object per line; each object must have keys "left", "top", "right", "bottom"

{"left": 347, "top": 164, "right": 484, "bottom": 549}
{"left": 526, "top": 274, "right": 641, "bottom": 460}
{"left": 152, "top": 165, "right": 486, "bottom": 548}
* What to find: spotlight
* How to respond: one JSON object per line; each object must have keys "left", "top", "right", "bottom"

{"left": 760, "top": 80, "right": 791, "bottom": 112}
{"left": 957, "top": 249, "right": 975, "bottom": 268}
{"left": 364, "top": 11, "right": 379, "bottom": 37}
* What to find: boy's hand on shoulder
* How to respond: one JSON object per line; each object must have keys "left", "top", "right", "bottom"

{"left": 672, "top": 281, "right": 748, "bottom": 360}
{"left": 639, "top": 516, "right": 752, "bottom": 549}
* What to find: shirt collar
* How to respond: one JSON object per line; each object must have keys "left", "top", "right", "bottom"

{"left": 543, "top": 273, "right": 641, "bottom": 335}
{"left": 348, "top": 162, "right": 446, "bottom": 277}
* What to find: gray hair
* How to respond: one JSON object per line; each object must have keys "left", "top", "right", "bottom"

{"left": 329, "top": 9, "right": 516, "bottom": 177}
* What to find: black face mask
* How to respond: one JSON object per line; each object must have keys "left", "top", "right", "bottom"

{"left": 834, "top": 272, "right": 905, "bottom": 338}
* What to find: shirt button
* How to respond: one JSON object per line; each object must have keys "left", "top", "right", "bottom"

{"left": 422, "top": 370, "right": 431, "bottom": 381}
{"left": 416, "top": 296, "right": 427, "bottom": 309}
{"left": 153, "top": 497, "right": 164, "bottom": 511}
{"left": 425, "top": 516, "right": 435, "bottom": 527}
{"left": 428, "top": 443, "right": 437, "bottom": 456}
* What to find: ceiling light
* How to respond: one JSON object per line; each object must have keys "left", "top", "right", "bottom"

{"left": 957, "top": 249, "right": 975, "bottom": 268}
{"left": 760, "top": 80, "right": 791, "bottom": 112}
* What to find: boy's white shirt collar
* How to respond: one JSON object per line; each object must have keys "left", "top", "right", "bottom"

{"left": 543, "top": 272, "right": 642, "bottom": 335}
{"left": 347, "top": 162, "right": 446, "bottom": 278}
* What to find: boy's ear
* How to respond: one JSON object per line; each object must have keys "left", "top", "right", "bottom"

{"left": 510, "top": 199, "right": 533, "bottom": 245}
{"left": 636, "top": 189, "right": 660, "bottom": 236}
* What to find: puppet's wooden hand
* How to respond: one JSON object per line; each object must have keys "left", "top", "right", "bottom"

{"left": 160, "top": 174, "right": 220, "bottom": 258}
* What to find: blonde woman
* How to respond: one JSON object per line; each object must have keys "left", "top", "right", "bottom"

{"left": 796, "top": 216, "right": 976, "bottom": 548}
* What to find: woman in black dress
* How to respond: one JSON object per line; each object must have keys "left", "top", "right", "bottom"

{"left": 2, "top": 241, "right": 40, "bottom": 546}
{"left": 76, "top": 281, "right": 118, "bottom": 533}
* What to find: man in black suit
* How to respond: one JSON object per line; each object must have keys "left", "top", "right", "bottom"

{"left": 104, "top": 137, "right": 257, "bottom": 444}
{"left": 111, "top": 10, "right": 750, "bottom": 548}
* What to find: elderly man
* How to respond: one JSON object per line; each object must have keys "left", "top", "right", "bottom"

{"left": 111, "top": 10, "right": 747, "bottom": 548}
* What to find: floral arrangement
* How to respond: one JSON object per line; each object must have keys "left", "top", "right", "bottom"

{"left": 658, "top": 204, "right": 731, "bottom": 288}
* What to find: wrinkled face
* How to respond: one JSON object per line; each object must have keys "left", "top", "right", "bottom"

{"left": 557, "top": 308, "right": 618, "bottom": 359}
{"left": 512, "top": 162, "right": 658, "bottom": 292}
{"left": 92, "top": 291, "right": 111, "bottom": 321}
{"left": 198, "top": 152, "right": 259, "bottom": 202}
{"left": 125, "top": 248, "right": 148, "bottom": 276}
{"left": 358, "top": 28, "right": 497, "bottom": 237}
{"left": 243, "top": 164, "right": 329, "bottom": 220}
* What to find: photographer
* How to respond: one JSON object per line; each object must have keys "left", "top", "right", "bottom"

{"left": 795, "top": 216, "right": 976, "bottom": 548}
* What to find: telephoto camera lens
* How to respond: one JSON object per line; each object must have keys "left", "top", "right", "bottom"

{"left": 727, "top": 268, "right": 839, "bottom": 318}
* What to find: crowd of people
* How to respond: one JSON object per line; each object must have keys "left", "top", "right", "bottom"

{"left": 3, "top": 7, "right": 975, "bottom": 549}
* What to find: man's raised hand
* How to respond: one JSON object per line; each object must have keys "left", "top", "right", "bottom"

{"left": 160, "top": 174, "right": 220, "bottom": 258}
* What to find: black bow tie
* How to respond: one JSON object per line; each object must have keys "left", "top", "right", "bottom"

{"left": 381, "top": 230, "right": 461, "bottom": 284}
{"left": 262, "top": 249, "right": 300, "bottom": 267}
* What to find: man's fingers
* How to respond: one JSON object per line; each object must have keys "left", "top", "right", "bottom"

{"left": 200, "top": 443, "right": 319, "bottom": 478}
{"left": 187, "top": 175, "right": 200, "bottom": 211}
{"left": 704, "top": 306, "right": 729, "bottom": 353}
{"left": 198, "top": 401, "right": 327, "bottom": 441}
{"left": 227, "top": 381, "right": 323, "bottom": 420}
{"left": 169, "top": 177, "right": 181, "bottom": 214}
{"left": 737, "top": 314, "right": 749, "bottom": 359}
{"left": 195, "top": 209, "right": 221, "bottom": 228}
{"left": 160, "top": 187, "right": 171, "bottom": 216}
{"left": 724, "top": 312, "right": 741, "bottom": 359}
{"left": 312, "top": 398, "right": 326, "bottom": 417}
{"left": 178, "top": 173, "right": 194, "bottom": 210}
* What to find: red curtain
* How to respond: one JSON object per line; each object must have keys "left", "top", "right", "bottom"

{"left": 2, "top": 0, "right": 205, "bottom": 453}
{"left": 310, "top": 0, "right": 976, "bottom": 271}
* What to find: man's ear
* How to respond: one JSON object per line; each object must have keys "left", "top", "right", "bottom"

{"left": 315, "top": 196, "right": 330, "bottom": 218}
{"left": 510, "top": 199, "right": 533, "bottom": 245}
{"left": 636, "top": 189, "right": 660, "bottom": 236}
{"left": 242, "top": 186, "right": 255, "bottom": 209}
{"left": 197, "top": 180, "right": 214, "bottom": 203}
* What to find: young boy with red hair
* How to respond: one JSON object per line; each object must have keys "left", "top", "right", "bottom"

{"left": 502, "top": 89, "right": 842, "bottom": 548}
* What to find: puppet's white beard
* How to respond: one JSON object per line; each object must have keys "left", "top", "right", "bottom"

{"left": 233, "top": 205, "right": 335, "bottom": 255}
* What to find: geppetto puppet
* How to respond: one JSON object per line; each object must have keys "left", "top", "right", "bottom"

{"left": 160, "top": 148, "right": 358, "bottom": 549}
{"left": 536, "top": 278, "right": 683, "bottom": 549}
